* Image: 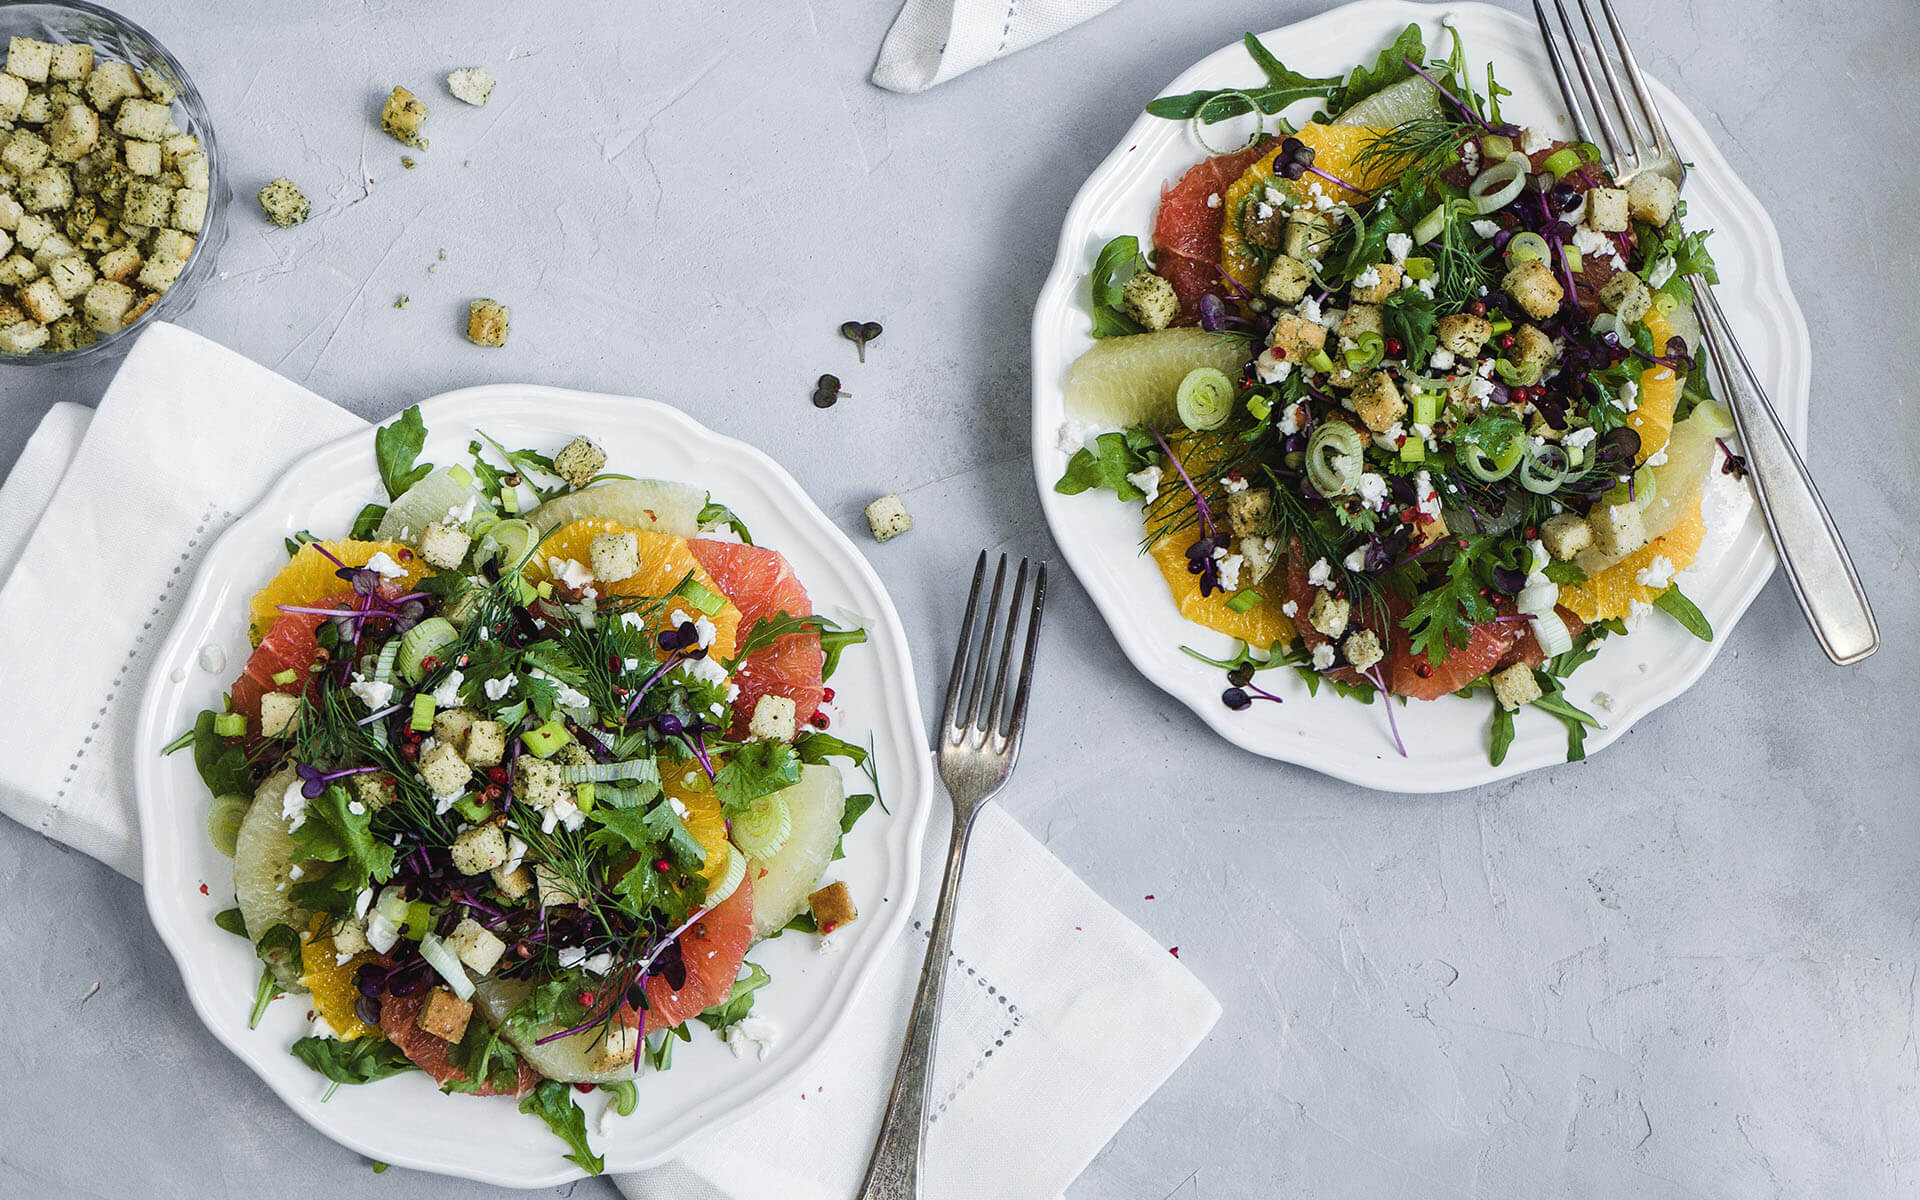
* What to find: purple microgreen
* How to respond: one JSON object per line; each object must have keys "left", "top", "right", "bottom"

{"left": 1364, "top": 664, "right": 1408, "bottom": 757}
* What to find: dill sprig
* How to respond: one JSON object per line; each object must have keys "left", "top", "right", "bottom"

{"left": 1351, "top": 115, "right": 1470, "bottom": 199}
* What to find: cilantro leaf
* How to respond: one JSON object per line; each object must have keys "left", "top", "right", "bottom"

{"left": 291, "top": 1035, "right": 417, "bottom": 1087}
{"left": 1653, "top": 585, "right": 1713, "bottom": 641}
{"left": 1088, "top": 235, "right": 1145, "bottom": 338}
{"left": 374, "top": 406, "right": 433, "bottom": 500}
{"left": 1148, "top": 33, "right": 1343, "bottom": 122}
{"left": 519, "top": 1080, "right": 604, "bottom": 1175}
{"left": 714, "top": 741, "right": 801, "bottom": 815}
{"left": 1054, "top": 432, "right": 1148, "bottom": 500}
{"left": 696, "top": 962, "right": 771, "bottom": 1034}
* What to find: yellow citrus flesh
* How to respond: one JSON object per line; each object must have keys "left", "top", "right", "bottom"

{"left": 661, "top": 767, "right": 733, "bottom": 887}
{"left": 1220, "top": 123, "right": 1392, "bottom": 291}
{"left": 300, "top": 921, "right": 380, "bottom": 1041}
{"left": 1559, "top": 497, "right": 1706, "bottom": 623}
{"left": 527, "top": 519, "right": 741, "bottom": 662}
{"left": 1149, "top": 533, "right": 1295, "bottom": 651}
{"left": 1629, "top": 308, "right": 1679, "bottom": 465}
{"left": 248, "top": 540, "right": 430, "bottom": 644}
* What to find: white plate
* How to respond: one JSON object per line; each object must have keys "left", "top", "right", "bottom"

{"left": 133, "top": 385, "right": 933, "bottom": 1187}
{"left": 1030, "top": 0, "right": 1807, "bottom": 791}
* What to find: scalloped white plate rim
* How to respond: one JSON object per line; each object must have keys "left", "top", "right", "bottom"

{"left": 133, "top": 384, "right": 934, "bottom": 1187}
{"left": 1030, "top": 0, "right": 1809, "bottom": 792}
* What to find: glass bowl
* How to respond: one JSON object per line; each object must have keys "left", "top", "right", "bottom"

{"left": 0, "top": 0, "right": 224, "bottom": 366}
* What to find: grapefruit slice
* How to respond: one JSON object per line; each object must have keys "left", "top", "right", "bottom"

{"left": 381, "top": 988, "right": 541, "bottom": 1096}
{"left": 374, "top": 468, "right": 478, "bottom": 542}
{"left": 1386, "top": 620, "right": 1521, "bottom": 701}
{"left": 746, "top": 765, "right": 846, "bottom": 941}
{"left": 525, "top": 478, "right": 706, "bottom": 538}
{"left": 688, "top": 540, "right": 825, "bottom": 737}
{"left": 638, "top": 875, "right": 756, "bottom": 1034}
{"left": 1153, "top": 137, "right": 1276, "bottom": 320}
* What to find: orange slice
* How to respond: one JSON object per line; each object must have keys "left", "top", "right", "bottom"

{"left": 1558, "top": 496, "right": 1706, "bottom": 623}
{"left": 1219, "top": 123, "right": 1392, "bottom": 291}
{"left": 248, "top": 540, "right": 430, "bottom": 644}
{"left": 1628, "top": 308, "right": 1679, "bottom": 465}
{"left": 300, "top": 918, "right": 380, "bottom": 1041}
{"left": 527, "top": 519, "right": 741, "bottom": 662}
{"left": 661, "top": 767, "right": 733, "bottom": 887}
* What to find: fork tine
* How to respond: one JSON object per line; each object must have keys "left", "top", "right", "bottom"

{"left": 940, "top": 552, "right": 988, "bottom": 736}
{"left": 1532, "top": 0, "right": 1594, "bottom": 147}
{"left": 961, "top": 555, "right": 1009, "bottom": 734}
{"left": 982, "top": 559, "right": 1030, "bottom": 736}
{"left": 1596, "top": 0, "right": 1683, "bottom": 171}
{"left": 1572, "top": 0, "right": 1651, "bottom": 167}
{"left": 1549, "top": 0, "right": 1624, "bottom": 165}
{"left": 1002, "top": 563, "right": 1047, "bottom": 745}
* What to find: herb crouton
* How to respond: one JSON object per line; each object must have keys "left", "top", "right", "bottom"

{"left": 466, "top": 297, "right": 508, "bottom": 347}
{"left": 380, "top": 85, "right": 428, "bottom": 148}
{"left": 418, "top": 987, "right": 473, "bottom": 1043}
{"left": 864, "top": 493, "right": 911, "bottom": 543}
{"left": 808, "top": 880, "right": 858, "bottom": 934}
{"left": 257, "top": 177, "right": 309, "bottom": 227}
{"left": 551, "top": 435, "right": 606, "bottom": 489}
{"left": 1121, "top": 270, "right": 1179, "bottom": 331}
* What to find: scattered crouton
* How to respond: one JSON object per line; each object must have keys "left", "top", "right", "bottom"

{"left": 1503, "top": 258, "right": 1565, "bottom": 320}
{"left": 418, "top": 742, "right": 473, "bottom": 797}
{"left": 418, "top": 987, "right": 473, "bottom": 1043}
{"left": 450, "top": 822, "right": 509, "bottom": 876}
{"left": 463, "top": 719, "right": 506, "bottom": 768}
{"left": 380, "top": 85, "right": 429, "bottom": 148}
{"left": 257, "top": 177, "right": 309, "bottom": 227}
{"left": 808, "top": 880, "right": 858, "bottom": 934}
{"left": 864, "top": 493, "right": 911, "bottom": 542}
{"left": 1260, "top": 254, "right": 1311, "bottom": 304}
{"left": 588, "top": 530, "right": 639, "bottom": 583}
{"left": 466, "top": 297, "right": 508, "bottom": 347}
{"left": 259, "top": 691, "right": 302, "bottom": 738}
{"left": 1627, "top": 173, "right": 1679, "bottom": 226}
{"left": 1350, "top": 372, "right": 1405, "bottom": 433}
{"left": 1587, "top": 501, "right": 1648, "bottom": 558}
{"left": 1343, "top": 629, "right": 1384, "bottom": 672}
{"left": 748, "top": 693, "right": 798, "bottom": 743}
{"left": 1491, "top": 663, "right": 1543, "bottom": 712}
{"left": 1540, "top": 512, "right": 1593, "bottom": 560}
{"left": 1585, "top": 187, "right": 1629, "bottom": 233}
{"left": 419, "top": 521, "right": 471, "bottom": 570}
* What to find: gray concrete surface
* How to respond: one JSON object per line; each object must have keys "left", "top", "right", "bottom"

{"left": 2, "top": 0, "right": 1917, "bottom": 1196}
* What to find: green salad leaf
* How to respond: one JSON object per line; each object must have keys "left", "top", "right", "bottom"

{"left": 374, "top": 406, "right": 433, "bottom": 500}
{"left": 696, "top": 961, "right": 771, "bottom": 1034}
{"left": 291, "top": 1035, "right": 417, "bottom": 1086}
{"left": 290, "top": 784, "right": 396, "bottom": 896}
{"left": 1055, "top": 431, "right": 1150, "bottom": 501}
{"left": 519, "top": 1080, "right": 603, "bottom": 1175}
{"left": 1089, "top": 235, "right": 1145, "bottom": 338}
{"left": 1148, "top": 33, "right": 1343, "bottom": 122}
{"left": 714, "top": 740, "right": 801, "bottom": 815}
{"left": 1653, "top": 584, "right": 1713, "bottom": 641}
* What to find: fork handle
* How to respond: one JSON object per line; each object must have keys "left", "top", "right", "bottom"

{"left": 1691, "top": 279, "right": 1878, "bottom": 664}
{"left": 855, "top": 807, "right": 979, "bottom": 1200}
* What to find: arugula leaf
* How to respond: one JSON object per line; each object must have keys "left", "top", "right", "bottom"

{"left": 348, "top": 503, "right": 387, "bottom": 539}
{"left": 291, "top": 1035, "right": 417, "bottom": 1086}
{"left": 214, "top": 907, "right": 248, "bottom": 939}
{"left": 518, "top": 1080, "right": 604, "bottom": 1175}
{"left": 794, "top": 730, "right": 867, "bottom": 767}
{"left": 1327, "top": 23, "right": 1424, "bottom": 115}
{"left": 477, "top": 431, "right": 568, "bottom": 503}
{"left": 697, "top": 499, "right": 754, "bottom": 545}
{"left": 781, "top": 911, "right": 819, "bottom": 935}
{"left": 1488, "top": 700, "right": 1515, "bottom": 766}
{"left": 714, "top": 741, "right": 801, "bottom": 815}
{"left": 441, "top": 1015, "right": 523, "bottom": 1096}
{"left": 1089, "top": 235, "right": 1145, "bottom": 338}
{"left": 1148, "top": 33, "right": 1343, "bottom": 122}
{"left": 819, "top": 624, "right": 868, "bottom": 681}
{"left": 645, "top": 1025, "right": 688, "bottom": 1072}
{"left": 181, "top": 709, "right": 252, "bottom": 797}
{"left": 374, "top": 406, "right": 433, "bottom": 500}
{"left": 1054, "top": 432, "right": 1148, "bottom": 500}
{"left": 284, "top": 530, "right": 319, "bottom": 558}
{"left": 289, "top": 785, "right": 396, "bottom": 896}
{"left": 726, "top": 611, "right": 864, "bottom": 675}
{"left": 1531, "top": 688, "right": 1602, "bottom": 762}
{"left": 831, "top": 792, "right": 877, "bottom": 862}
{"left": 696, "top": 962, "right": 771, "bottom": 1034}
{"left": 1653, "top": 585, "right": 1713, "bottom": 641}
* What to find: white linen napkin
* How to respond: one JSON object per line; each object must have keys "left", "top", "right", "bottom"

{"left": 873, "top": 0, "right": 1127, "bottom": 93}
{"left": 0, "top": 322, "right": 1221, "bottom": 1196}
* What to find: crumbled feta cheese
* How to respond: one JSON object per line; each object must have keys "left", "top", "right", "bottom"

{"left": 445, "top": 495, "right": 478, "bottom": 526}
{"left": 1342, "top": 545, "right": 1369, "bottom": 571}
{"left": 366, "top": 906, "right": 401, "bottom": 955}
{"left": 1125, "top": 465, "right": 1162, "bottom": 504}
{"left": 1255, "top": 350, "right": 1294, "bottom": 384}
{"left": 1277, "top": 402, "right": 1305, "bottom": 436}
{"left": 1206, "top": 192, "right": 1221, "bottom": 209}
{"left": 1414, "top": 470, "right": 1440, "bottom": 517}
{"left": 1057, "top": 420, "right": 1100, "bottom": 455}
{"left": 1221, "top": 475, "right": 1250, "bottom": 494}
{"left": 483, "top": 673, "right": 517, "bottom": 701}
{"left": 198, "top": 644, "right": 227, "bottom": 674}
{"left": 556, "top": 945, "right": 589, "bottom": 969}
{"left": 1646, "top": 447, "right": 1669, "bottom": 467}
{"left": 548, "top": 557, "right": 594, "bottom": 589}
{"left": 1352, "top": 266, "right": 1381, "bottom": 289}
{"left": 1635, "top": 555, "right": 1677, "bottom": 589}
{"left": 429, "top": 669, "right": 465, "bottom": 708}
{"left": 1385, "top": 232, "right": 1413, "bottom": 263}
{"left": 1415, "top": 277, "right": 1436, "bottom": 299}
{"left": 1647, "top": 255, "right": 1677, "bottom": 289}
{"left": 355, "top": 887, "right": 375, "bottom": 919}
{"left": 1215, "top": 552, "right": 1245, "bottom": 591}
{"left": 1356, "top": 472, "right": 1388, "bottom": 509}
{"left": 529, "top": 668, "right": 589, "bottom": 711}
{"left": 1306, "top": 557, "right": 1333, "bottom": 588}
{"left": 1627, "top": 598, "right": 1654, "bottom": 627}
{"left": 1311, "top": 643, "right": 1337, "bottom": 670}
{"left": 1469, "top": 375, "right": 1497, "bottom": 402}
{"left": 1280, "top": 600, "right": 1299, "bottom": 618}
{"left": 1254, "top": 201, "right": 1274, "bottom": 221}
{"left": 723, "top": 1016, "right": 777, "bottom": 1061}
{"left": 363, "top": 552, "right": 406, "bottom": 579}
{"left": 1564, "top": 426, "right": 1598, "bottom": 449}
{"left": 281, "top": 777, "right": 309, "bottom": 832}
{"left": 348, "top": 800, "right": 366, "bottom": 816}
{"left": 1571, "top": 225, "right": 1624, "bottom": 265}
{"left": 349, "top": 675, "right": 395, "bottom": 711}
{"left": 1470, "top": 219, "right": 1501, "bottom": 240}
{"left": 1294, "top": 295, "right": 1325, "bottom": 325}
{"left": 1520, "top": 126, "right": 1551, "bottom": 154}
{"left": 1592, "top": 691, "right": 1616, "bottom": 713}
{"left": 1430, "top": 348, "right": 1456, "bottom": 371}
{"left": 679, "top": 653, "right": 729, "bottom": 688}
{"left": 1618, "top": 378, "right": 1640, "bottom": 411}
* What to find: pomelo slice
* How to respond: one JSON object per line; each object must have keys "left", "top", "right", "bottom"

{"left": 375, "top": 467, "right": 478, "bottom": 542}
{"left": 688, "top": 540, "right": 825, "bottom": 737}
{"left": 526, "top": 479, "right": 706, "bottom": 538}
{"left": 746, "top": 765, "right": 846, "bottom": 941}
{"left": 1063, "top": 329, "right": 1252, "bottom": 428}
{"left": 233, "top": 765, "right": 312, "bottom": 989}
{"left": 471, "top": 978, "right": 632, "bottom": 1085}
{"left": 1332, "top": 76, "right": 1447, "bottom": 127}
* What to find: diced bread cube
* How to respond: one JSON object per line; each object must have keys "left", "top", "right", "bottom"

{"left": 1343, "top": 628, "right": 1384, "bottom": 672}
{"left": 0, "top": 192, "right": 21, "bottom": 230}
{"left": 513, "top": 756, "right": 570, "bottom": 809}
{"left": 17, "top": 91, "right": 48, "bottom": 124}
{"left": 1540, "top": 512, "right": 1592, "bottom": 560}
{"left": 1350, "top": 371, "right": 1405, "bottom": 433}
{"left": 136, "top": 66, "right": 178, "bottom": 104}
{"left": 122, "top": 292, "right": 158, "bottom": 325}
{"left": 1260, "top": 254, "right": 1312, "bottom": 304}
{"left": 534, "top": 862, "right": 583, "bottom": 908}
{"left": 1436, "top": 312, "right": 1493, "bottom": 356}
{"left": 418, "top": 741, "right": 473, "bottom": 797}
{"left": 1585, "top": 186, "right": 1629, "bottom": 233}
{"left": 1587, "top": 501, "right": 1648, "bottom": 558}
{"left": 113, "top": 97, "right": 172, "bottom": 142}
{"left": 466, "top": 297, "right": 508, "bottom": 347}
{"left": 1599, "top": 272, "right": 1651, "bottom": 324}
{"left": 0, "top": 253, "right": 37, "bottom": 286}
{"left": 46, "top": 315, "right": 95, "bottom": 353}
{"left": 171, "top": 186, "right": 206, "bottom": 233}
{"left": 259, "top": 691, "right": 302, "bottom": 738}
{"left": 1267, "top": 312, "right": 1327, "bottom": 364}
{"left": 1503, "top": 258, "right": 1565, "bottom": 320}
{"left": 122, "top": 137, "right": 160, "bottom": 175}
{"left": 75, "top": 218, "right": 113, "bottom": 252}
{"left": 135, "top": 252, "right": 184, "bottom": 292}
{"left": 121, "top": 177, "right": 172, "bottom": 226}
{"left": 1511, "top": 323, "right": 1556, "bottom": 373}
{"left": 380, "top": 85, "right": 428, "bottom": 148}
{"left": 49, "top": 43, "right": 93, "bottom": 82}
{"left": 418, "top": 987, "right": 473, "bottom": 1043}
{"left": 1120, "top": 270, "right": 1178, "bottom": 330}
{"left": 1224, "top": 487, "right": 1271, "bottom": 536}
{"left": 446, "top": 66, "right": 495, "bottom": 106}
{"left": 95, "top": 244, "right": 139, "bottom": 283}
{"left": 1627, "top": 173, "right": 1679, "bottom": 227}
{"left": 151, "top": 227, "right": 194, "bottom": 260}
{"left": 450, "top": 822, "right": 509, "bottom": 876}
{"left": 29, "top": 230, "right": 74, "bottom": 269}
{"left": 463, "top": 720, "right": 506, "bottom": 768}
{"left": 85, "top": 61, "right": 141, "bottom": 112}
{"left": 1283, "top": 207, "right": 1334, "bottom": 261}
{"left": 588, "top": 530, "right": 639, "bottom": 582}
{"left": 491, "top": 863, "right": 533, "bottom": 899}
{"left": 0, "top": 74, "right": 28, "bottom": 121}
{"left": 12, "top": 212, "right": 51, "bottom": 250}
{"left": 175, "top": 148, "right": 207, "bottom": 190}
{"left": 587, "top": 1024, "right": 638, "bottom": 1073}
{"left": 1348, "top": 261, "right": 1402, "bottom": 304}
{"left": 47, "top": 101, "right": 96, "bottom": 162}
{"left": 1491, "top": 663, "right": 1543, "bottom": 711}
{"left": 0, "top": 228, "right": 11, "bottom": 261}
{"left": 431, "top": 708, "right": 477, "bottom": 754}
{"left": 1338, "top": 303, "right": 1383, "bottom": 342}
{"left": 46, "top": 253, "right": 91, "bottom": 300}
{"left": 1307, "top": 589, "right": 1349, "bottom": 638}
{"left": 1, "top": 128, "right": 48, "bottom": 174}
{"left": 807, "top": 880, "right": 858, "bottom": 934}
{"left": 864, "top": 494, "right": 911, "bottom": 543}
{"left": 6, "top": 37, "right": 52, "bottom": 83}
{"left": 349, "top": 771, "right": 398, "bottom": 811}
{"left": 748, "top": 694, "right": 797, "bottom": 742}
{"left": 257, "top": 176, "right": 308, "bottom": 226}
{"left": 0, "top": 319, "right": 47, "bottom": 353}
{"left": 445, "top": 916, "right": 505, "bottom": 975}
{"left": 17, "top": 275, "right": 67, "bottom": 322}
{"left": 161, "top": 133, "right": 199, "bottom": 164}
{"left": 419, "top": 521, "right": 471, "bottom": 570}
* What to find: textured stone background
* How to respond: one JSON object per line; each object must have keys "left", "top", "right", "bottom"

{"left": 2, "top": 0, "right": 1917, "bottom": 1196}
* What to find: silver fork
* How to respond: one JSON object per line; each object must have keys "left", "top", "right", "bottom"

{"left": 856, "top": 551, "right": 1047, "bottom": 1199}
{"left": 1535, "top": 0, "right": 1878, "bottom": 665}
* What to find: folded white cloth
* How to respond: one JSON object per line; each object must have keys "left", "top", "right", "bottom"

{"left": 0, "top": 322, "right": 1221, "bottom": 1197}
{"left": 873, "top": 0, "right": 1126, "bottom": 93}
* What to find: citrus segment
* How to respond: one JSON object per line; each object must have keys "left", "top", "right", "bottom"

{"left": 1559, "top": 497, "right": 1706, "bottom": 623}
{"left": 1152, "top": 136, "right": 1277, "bottom": 320}
{"left": 688, "top": 540, "right": 826, "bottom": 738}
{"left": 527, "top": 519, "right": 740, "bottom": 661}
{"left": 1628, "top": 308, "right": 1679, "bottom": 465}
{"left": 1219, "top": 123, "right": 1388, "bottom": 291}
{"left": 636, "top": 874, "right": 755, "bottom": 1034}
{"left": 525, "top": 478, "right": 706, "bottom": 538}
{"left": 661, "top": 768, "right": 733, "bottom": 887}
{"left": 300, "top": 917, "right": 380, "bottom": 1040}
{"left": 381, "top": 989, "right": 540, "bottom": 1096}
{"left": 248, "top": 540, "right": 428, "bottom": 644}
{"left": 1063, "top": 329, "right": 1253, "bottom": 427}
{"left": 1148, "top": 532, "right": 1293, "bottom": 651}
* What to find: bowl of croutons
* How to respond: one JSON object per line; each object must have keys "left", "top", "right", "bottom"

{"left": 0, "top": 1, "right": 222, "bottom": 363}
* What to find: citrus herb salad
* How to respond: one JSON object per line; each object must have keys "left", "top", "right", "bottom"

{"left": 1054, "top": 22, "right": 1740, "bottom": 763}
{"left": 166, "top": 409, "right": 878, "bottom": 1172}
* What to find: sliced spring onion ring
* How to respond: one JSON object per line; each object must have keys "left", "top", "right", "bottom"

{"left": 1480, "top": 133, "right": 1515, "bottom": 160}
{"left": 1529, "top": 611, "right": 1574, "bottom": 657}
{"left": 1412, "top": 202, "right": 1448, "bottom": 245}
{"left": 1504, "top": 232, "right": 1550, "bottom": 265}
{"left": 418, "top": 932, "right": 475, "bottom": 1001}
{"left": 1306, "top": 421, "right": 1365, "bottom": 496}
{"left": 1304, "top": 348, "right": 1336, "bottom": 373}
{"left": 559, "top": 758, "right": 662, "bottom": 786}
{"left": 1176, "top": 366, "right": 1236, "bottom": 431}
{"left": 213, "top": 712, "right": 246, "bottom": 738}
{"left": 1541, "top": 147, "right": 1583, "bottom": 179}
{"left": 207, "top": 793, "right": 249, "bottom": 856}
{"left": 675, "top": 577, "right": 726, "bottom": 616}
{"left": 1189, "top": 90, "right": 1265, "bottom": 155}
{"left": 1518, "top": 443, "right": 1571, "bottom": 493}
{"left": 732, "top": 791, "right": 794, "bottom": 860}
{"left": 1460, "top": 439, "right": 1524, "bottom": 482}
{"left": 1246, "top": 393, "right": 1273, "bottom": 421}
{"left": 398, "top": 616, "right": 458, "bottom": 684}
{"left": 478, "top": 518, "right": 539, "bottom": 573}
{"left": 605, "top": 1080, "right": 639, "bottom": 1118}
{"left": 1469, "top": 151, "right": 1532, "bottom": 213}
{"left": 705, "top": 844, "right": 748, "bottom": 906}
{"left": 1343, "top": 331, "right": 1385, "bottom": 371}
{"left": 1495, "top": 357, "right": 1541, "bottom": 386}
{"left": 1692, "top": 400, "right": 1736, "bottom": 437}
